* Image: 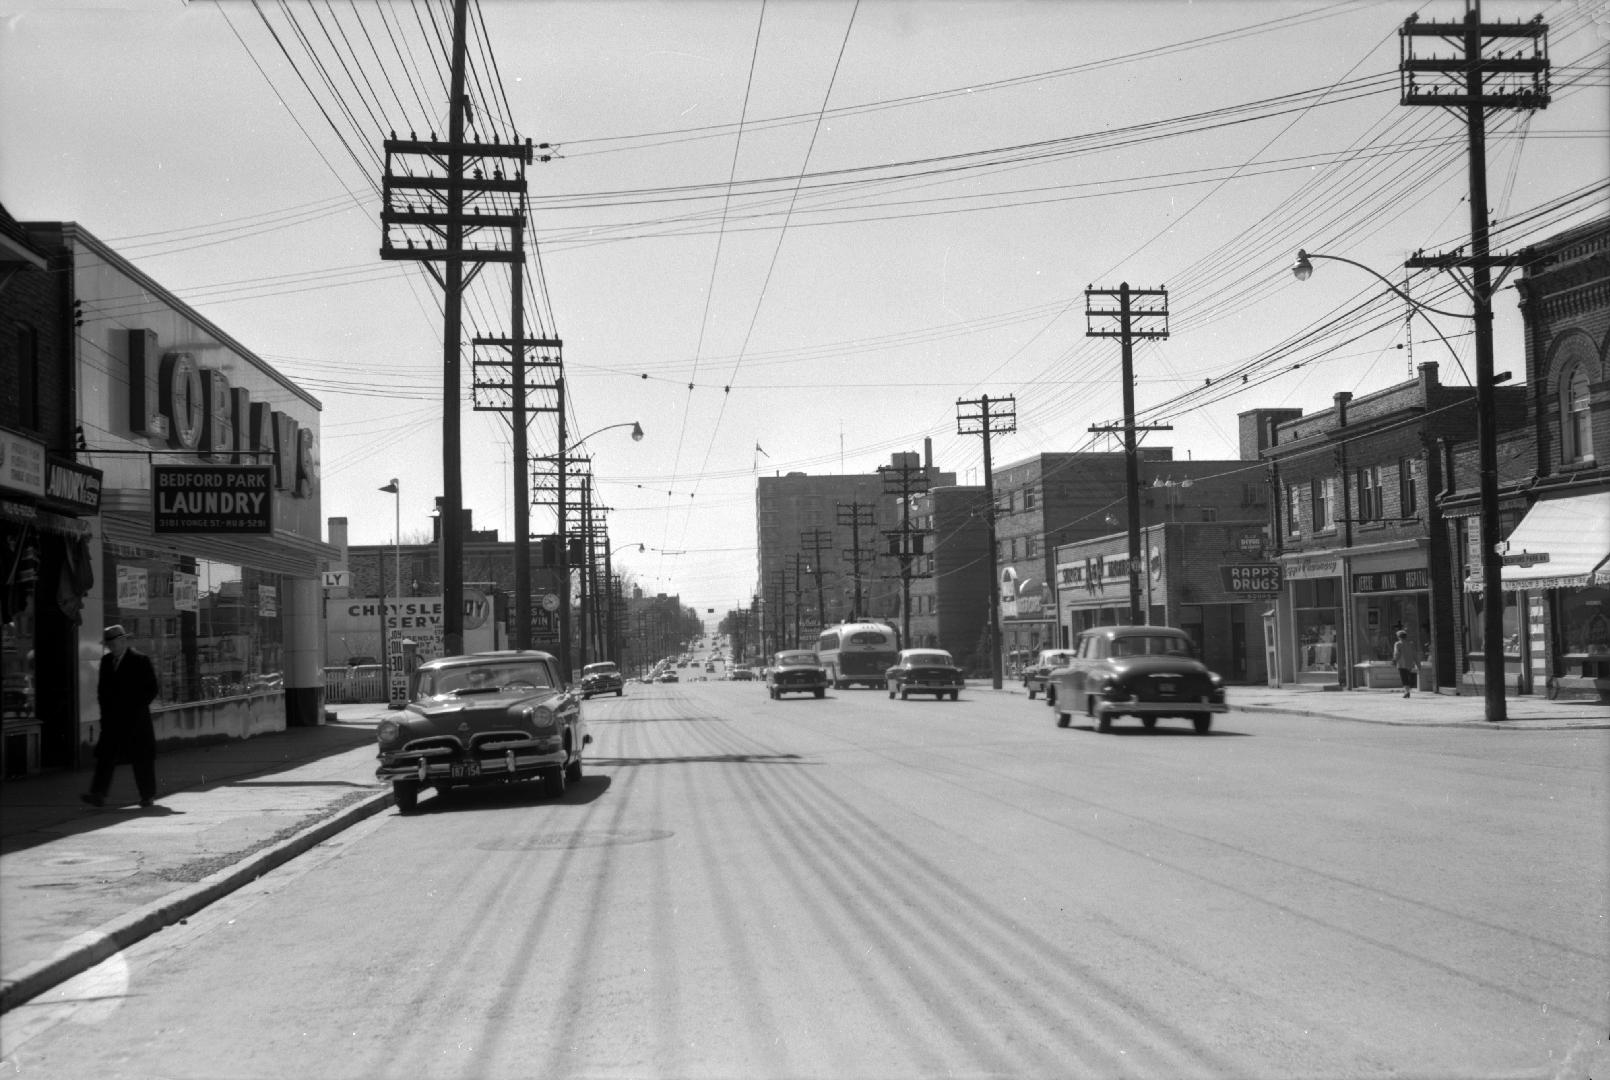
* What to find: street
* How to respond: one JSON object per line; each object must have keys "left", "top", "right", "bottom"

{"left": 3, "top": 680, "right": 1606, "bottom": 1079}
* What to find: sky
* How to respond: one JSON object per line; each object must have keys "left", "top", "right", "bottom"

{"left": 2, "top": 0, "right": 1605, "bottom": 620}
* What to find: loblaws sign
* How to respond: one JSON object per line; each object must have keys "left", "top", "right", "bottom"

{"left": 126, "top": 329, "right": 316, "bottom": 498}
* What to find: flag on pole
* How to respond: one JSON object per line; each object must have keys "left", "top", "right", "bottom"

{"left": 756, "top": 442, "right": 769, "bottom": 458}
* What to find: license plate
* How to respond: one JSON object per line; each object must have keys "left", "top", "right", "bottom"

{"left": 451, "top": 762, "right": 481, "bottom": 779}
{"left": 1155, "top": 681, "right": 1176, "bottom": 695}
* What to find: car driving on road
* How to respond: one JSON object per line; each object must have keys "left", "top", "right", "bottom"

{"left": 375, "top": 650, "right": 589, "bottom": 812}
{"left": 1045, "top": 626, "right": 1226, "bottom": 734}
{"left": 766, "top": 650, "right": 829, "bottom": 699}
{"left": 580, "top": 660, "right": 625, "bottom": 699}
{"left": 885, "top": 648, "right": 965, "bottom": 701}
{"left": 1023, "top": 649, "right": 1076, "bottom": 700}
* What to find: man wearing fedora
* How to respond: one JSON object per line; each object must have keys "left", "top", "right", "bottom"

{"left": 82, "top": 624, "right": 161, "bottom": 809}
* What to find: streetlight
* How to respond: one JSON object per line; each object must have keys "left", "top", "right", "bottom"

{"left": 1292, "top": 247, "right": 1505, "bottom": 723}
{"left": 549, "top": 420, "right": 644, "bottom": 684}
{"left": 378, "top": 479, "right": 401, "bottom": 599}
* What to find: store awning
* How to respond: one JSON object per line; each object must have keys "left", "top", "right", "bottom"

{"left": 1496, "top": 494, "right": 1610, "bottom": 591}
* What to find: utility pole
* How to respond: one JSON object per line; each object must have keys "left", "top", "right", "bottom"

{"left": 1400, "top": 4, "right": 1549, "bottom": 723}
{"left": 957, "top": 395, "right": 1016, "bottom": 689}
{"left": 878, "top": 458, "right": 932, "bottom": 648}
{"left": 471, "top": 302, "right": 560, "bottom": 651}
{"left": 791, "top": 554, "right": 807, "bottom": 649}
{"left": 1086, "top": 283, "right": 1171, "bottom": 625}
{"left": 836, "top": 501, "right": 875, "bottom": 622}
{"left": 379, "top": 0, "right": 532, "bottom": 654}
{"left": 800, "top": 527, "right": 832, "bottom": 635}
{"left": 528, "top": 409, "right": 586, "bottom": 682}
{"left": 768, "top": 567, "right": 788, "bottom": 655}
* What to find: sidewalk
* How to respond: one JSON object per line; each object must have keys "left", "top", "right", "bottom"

{"left": 3, "top": 687, "right": 1606, "bottom": 1018}
{"left": 0, "top": 702, "right": 395, "bottom": 1015}
{"left": 977, "top": 679, "right": 1610, "bottom": 730}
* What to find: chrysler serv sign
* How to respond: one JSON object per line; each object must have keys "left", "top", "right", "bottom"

{"left": 153, "top": 465, "right": 273, "bottom": 534}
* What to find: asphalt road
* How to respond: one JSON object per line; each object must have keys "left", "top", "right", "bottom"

{"left": 4, "top": 681, "right": 1606, "bottom": 1079}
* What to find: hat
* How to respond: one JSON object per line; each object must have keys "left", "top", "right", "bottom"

{"left": 103, "top": 624, "right": 127, "bottom": 642}
{"left": 1396, "top": 629, "right": 1408, "bottom": 637}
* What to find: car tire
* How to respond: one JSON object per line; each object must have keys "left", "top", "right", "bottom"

{"left": 393, "top": 779, "right": 420, "bottom": 814}
{"left": 769, "top": 687, "right": 778, "bottom": 700}
{"left": 1097, "top": 713, "right": 1112, "bottom": 733}
{"left": 550, "top": 764, "right": 568, "bottom": 798}
{"left": 1055, "top": 709, "right": 1070, "bottom": 728}
{"left": 1141, "top": 717, "right": 1158, "bottom": 730}
{"left": 899, "top": 689, "right": 909, "bottom": 700}
{"left": 566, "top": 753, "right": 583, "bottom": 784}
{"left": 888, "top": 686, "right": 896, "bottom": 699}
{"left": 814, "top": 688, "right": 825, "bottom": 699}
{"left": 616, "top": 688, "right": 624, "bottom": 697}
{"left": 950, "top": 690, "right": 959, "bottom": 701}
{"left": 1193, "top": 715, "right": 1213, "bottom": 735}
{"left": 1027, "top": 687, "right": 1037, "bottom": 700}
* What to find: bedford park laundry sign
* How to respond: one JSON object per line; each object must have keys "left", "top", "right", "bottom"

{"left": 153, "top": 465, "right": 274, "bottom": 534}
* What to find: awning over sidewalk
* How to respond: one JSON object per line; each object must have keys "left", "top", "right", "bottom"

{"left": 1496, "top": 493, "right": 1610, "bottom": 591}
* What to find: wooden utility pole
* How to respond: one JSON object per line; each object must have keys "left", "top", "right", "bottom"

{"left": 1400, "top": 3, "right": 1549, "bottom": 723}
{"left": 878, "top": 459, "right": 932, "bottom": 648}
{"left": 1086, "top": 284, "right": 1171, "bottom": 625}
{"left": 800, "top": 527, "right": 833, "bottom": 637}
{"left": 836, "top": 501, "right": 876, "bottom": 622}
{"left": 957, "top": 395, "right": 1015, "bottom": 689}
{"left": 379, "top": 0, "right": 532, "bottom": 654}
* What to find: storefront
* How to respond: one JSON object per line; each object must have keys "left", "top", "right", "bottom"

{"left": 1491, "top": 493, "right": 1610, "bottom": 701}
{"left": 1000, "top": 566, "right": 1057, "bottom": 668}
{"left": 1277, "top": 554, "right": 1343, "bottom": 685}
{"left": 1347, "top": 545, "right": 1431, "bottom": 690}
{"left": 2, "top": 434, "right": 100, "bottom": 776}
{"left": 59, "top": 223, "right": 337, "bottom": 754}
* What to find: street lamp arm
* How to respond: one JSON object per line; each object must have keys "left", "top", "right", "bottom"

{"left": 561, "top": 421, "right": 644, "bottom": 457}
{"left": 1292, "top": 250, "right": 1472, "bottom": 320}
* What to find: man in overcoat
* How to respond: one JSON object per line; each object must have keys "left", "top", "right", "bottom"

{"left": 82, "top": 624, "right": 160, "bottom": 808}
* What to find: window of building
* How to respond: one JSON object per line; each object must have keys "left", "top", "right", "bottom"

{"left": 1399, "top": 458, "right": 1419, "bottom": 517}
{"left": 101, "top": 550, "right": 285, "bottom": 706}
{"left": 1286, "top": 483, "right": 1302, "bottom": 537}
{"left": 1200, "top": 507, "right": 1217, "bottom": 522}
{"left": 1356, "top": 465, "right": 1383, "bottom": 523}
{"left": 1025, "top": 535, "right": 1039, "bottom": 558}
{"left": 1311, "top": 477, "right": 1334, "bottom": 531}
{"left": 15, "top": 325, "right": 39, "bottom": 430}
{"left": 1561, "top": 362, "right": 1595, "bottom": 463}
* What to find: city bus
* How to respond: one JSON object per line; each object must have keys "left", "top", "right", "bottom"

{"left": 816, "top": 621, "right": 901, "bottom": 690}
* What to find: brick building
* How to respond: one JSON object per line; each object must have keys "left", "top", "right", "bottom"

{"left": 904, "top": 485, "right": 989, "bottom": 672}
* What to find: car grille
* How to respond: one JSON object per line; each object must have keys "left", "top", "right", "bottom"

{"left": 468, "top": 729, "right": 539, "bottom": 752}
{"left": 399, "top": 735, "right": 462, "bottom": 755}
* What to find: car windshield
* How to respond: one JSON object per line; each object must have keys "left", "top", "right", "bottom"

{"left": 421, "top": 662, "right": 552, "bottom": 697}
{"left": 905, "top": 651, "right": 954, "bottom": 666}
{"left": 777, "top": 652, "right": 819, "bottom": 666}
{"left": 1109, "top": 635, "right": 1196, "bottom": 659}
{"left": 583, "top": 663, "right": 618, "bottom": 676}
{"left": 1041, "top": 652, "right": 1074, "bottom": 667}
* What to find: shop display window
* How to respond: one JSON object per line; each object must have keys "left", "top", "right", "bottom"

{"left": 1559, "top": 587, "right": 1610, "bottom": 661}
{"left": 102, "top": 549, "right": 284, "bottom": 705}
{"left": 1293, "top": 578, "right": 1340, "bottom": 673}
{"left": 1465, "top": 589, "right": 1522, "bottom": 661}
{"left": 1354, "top": 593, "right": 1426, "bottom": 662}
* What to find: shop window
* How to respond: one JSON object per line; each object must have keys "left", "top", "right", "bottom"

{"left": 102, "top": 551, "right": 284, "bottom": 706}
{"left": 1293, "top": 578, "right": 1340, "bottom": 673}
{"left": 1465, "top": 588, "right": 1522, "bottom": 661}
{"left": 1560, "top": 362, "right": 1596, "bottom": 464}
{"left": 1559, "top": 587, "right": 1610, "bottom": 659}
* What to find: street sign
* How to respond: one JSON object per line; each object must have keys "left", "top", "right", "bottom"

{"left": 321, "top": 571, "right": 352, "bottom": 589}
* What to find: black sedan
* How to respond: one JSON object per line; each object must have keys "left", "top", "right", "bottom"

{"left": 375, "top": 650, "right": 589, "bottom": 812}
{"left": 580, "top": 660, "right": 625, "bottom": 699}
{"left": 885, "top": 648, "right": 965, "bottom": 701}
{"left": 1045, "top": 626, "right": 1226, "bottom": 733}
{"left": 766, "top": 650, "right": 829, "bottom": 699}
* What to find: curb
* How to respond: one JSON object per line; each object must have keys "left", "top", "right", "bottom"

{"left": 0, "top": 788, "right": 394, "bottom": 1015}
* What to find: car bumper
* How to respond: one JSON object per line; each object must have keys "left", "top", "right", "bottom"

{"left": 772, "top": 681, "right": 827, "bottom": 694}
{"left": 377, "top": 744, "right": 566, "bottom": 784}
{"left": 1092, "top": 698, "right": 1227, "bottom": 717}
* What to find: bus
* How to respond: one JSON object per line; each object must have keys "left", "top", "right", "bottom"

{"left": 816, "top": 621, "right": 901, "bottom": 689}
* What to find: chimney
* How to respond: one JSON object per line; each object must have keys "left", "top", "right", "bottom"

{"left": 328, "top": 516, "right": 349, "bottom": 559}
{"left": 1334, "top": 391, "right": 1352, "bottom": 427}
{"left": 924, "top": 437, "right": 932, "bottom": 470}
{"left": 1418, "top": 361, "right": 1440, "bottom": 400}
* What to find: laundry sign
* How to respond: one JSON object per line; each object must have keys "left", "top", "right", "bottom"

{"left": 152, "top": 465, "right": 273, "bottom": 534}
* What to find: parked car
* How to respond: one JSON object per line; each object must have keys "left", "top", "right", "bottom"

{"left": 374, "top": 650, "right": 589, "bottom": 813}
{"left": 1045, "top": 626, "right": 1226, "bottom": 734}
{"left": 766, "top": 650, "right": 829, "bottom": 699}
{"left": 1023, "top": 649, "right": 1077, "bottom": 700}
{"left": 730, "top": 668, "right": 755, "bottom": 681}
{"left": 658, "top": 670, "right": 680, "bottom": 683}
{"left": 885, "top": 648, "right": 965, "bottom": 701}
{"left": 580, "top": 660, "right": 625, "bottom": 699}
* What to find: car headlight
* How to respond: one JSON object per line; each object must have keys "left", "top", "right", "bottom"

{"left": 530, "top": 705, "right": 558, "bottom": 730}
{"left": 377, "top": 719, "right": 402, "bottom": 745}
{"left": 1209, "top": 672, "right": 1223, "bottom": 687}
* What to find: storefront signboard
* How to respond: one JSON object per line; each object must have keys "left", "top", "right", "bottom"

{"left": 1222, "top": 564, "right": 1282, "bottom": 594}
{"left": 43, "top": 455, "right": 102, "bottom": 513}
{"left": 0, "top": 430, "right": 45, "bottom": 497}
{"left": 1352, "top": 568, "right": 1429, "bottom": 593}
{"left": 152, "top": 465, "right": 273, "bottom": 534}
{"left": 116, "top": 565, "right": 149, "bottom": 609}
{"left": 1284, "top": 556, "right": 1341, "bottom": 580}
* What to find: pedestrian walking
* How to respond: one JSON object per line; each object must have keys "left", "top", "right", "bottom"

{"left": 81, "top": 624, "right": 160, "bottom": 808}
{"left": 1391, "top": 628, "right": 1416, "bottom": 699}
